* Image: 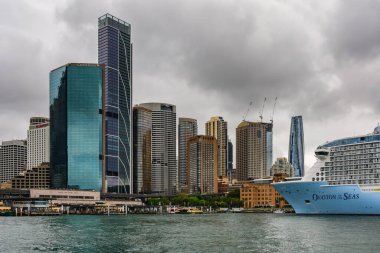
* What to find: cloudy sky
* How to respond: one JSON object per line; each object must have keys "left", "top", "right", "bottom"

{"left": 1, "top": 0, "right": 379, "bottom": 168}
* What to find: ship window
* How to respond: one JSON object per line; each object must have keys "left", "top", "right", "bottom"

{"left": 305, "top": 200, "right": 310, "bottom": 204}
{"left": 321, "top": 177, "right": 324, "bottom": 181}
{"left": 316, "top": 173, "right": 320, "bottom": 176}
{"left": 316, "top": 177, "right": 320, "bottom": 181}
{"left": 312, "top": 178, "right": 315, "bottom": 181}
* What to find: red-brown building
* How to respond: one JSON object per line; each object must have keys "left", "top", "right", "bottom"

{"left": 240, "top": 174, "right": 288, "bottom": 208}
{"left": 217, "top": 176, "right": 229, "bottom": 193}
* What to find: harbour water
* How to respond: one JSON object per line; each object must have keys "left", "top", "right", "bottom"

{"left": 1, "top": 213, "right": 380, "bottom": 253}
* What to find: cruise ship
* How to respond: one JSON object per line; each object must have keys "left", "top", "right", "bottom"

{"left": 273, "top": 126, "right": 380, "bottom": 215}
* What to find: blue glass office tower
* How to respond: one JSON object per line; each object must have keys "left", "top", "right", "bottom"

{"left": 266, "top": 124, "right": 273, "bottom": 176}
{"left": 50, "top": 63, "right": 103, "bottom": 191}
{"left": 288, "top": 115, "right": 305, "bottom": 177}
{"left": 227, "top": 139, "right": 233, "bottom": 171}
{"left": 98, "top": 14, "right": 132, "bottom": 193}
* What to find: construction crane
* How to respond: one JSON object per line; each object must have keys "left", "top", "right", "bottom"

{"left": 243, "top": 101, "right": 253, "bottom": 121}
{"left": 259, "top": 97, "right": 266, "bottom": 122}
{"left": 270, "top": 97, "right": 278, "bottom": 124}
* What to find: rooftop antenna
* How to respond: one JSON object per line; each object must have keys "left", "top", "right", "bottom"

{"left": 270, "top": 97, "right": 278, "bottom": 124}
{"left": 259, "top": 97, "right": 266, "bottom": 122}
{"left": 243, "top": 101, "right": 253, "bottom": 121}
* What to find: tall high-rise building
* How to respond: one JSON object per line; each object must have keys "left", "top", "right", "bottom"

{"left": 227, "top": 138, "right": 234, "bottom": 182}
{"left": 288, "top": 116, "right": 304, "bottom": 177}
{"left": 138, "top": 103, "right": 176, "bottom": 195}
{"left": 27, "top": 117, "right": 49, "bottom": 170}
{"left": 98, "top": 14, "right": 132, "bottom": 193}
{"left": 205, "top": 116, "right": 228, "bottom": 177}
{"left": 0, "top": 140, "right": 27, "bottom": 183}
{"left": 50, "top": 63, "right": 103, "bottom": 191}
{"left": 178, "top": 118, "right": 198, "bottom": 191}
{"left": 236, "top": 121, "right": 273, "bottom": 181}
{"left": 133, "top": 106, "right": 152, "bottom": 194}
{"left": 187, "top": 135, "right": 218, "bottom": 194}
{"left": 228, "top": 139, "right": 233, "bottom": 171}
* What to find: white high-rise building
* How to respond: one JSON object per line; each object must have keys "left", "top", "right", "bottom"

{"left": 27, "top": 117, "right": 49, "bottom": 170}
{"left": 0, "top": 140, "right": 27, "bottom": 183}
{"left": 138, "top": 103, "right": 177, "bottom": 195}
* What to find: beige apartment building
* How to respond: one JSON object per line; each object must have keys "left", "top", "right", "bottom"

{"left": 133, "top": 106, "right": 152, "bottom": 194}
{"left": 178, "top": 118, "right": 198, "bottom": 192}
{"left": 205, "top": 116, "right": 228, "bottom": 178}
{"left": 236, "top": 121, "right": 273, "bottom": 181}
{"left": 187, "top": 135, "right": 218, "bottom": 194}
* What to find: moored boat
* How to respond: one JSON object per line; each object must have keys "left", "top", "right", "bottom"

{"left": 175, "top": 207, "right": 203, "bottom": 214}
{"left": 0, "top": 204, "right": 14, "bottom": 216}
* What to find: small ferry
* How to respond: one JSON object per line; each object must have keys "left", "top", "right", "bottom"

{"left": 0, "top": 202, "right": 13, "bottom": 216}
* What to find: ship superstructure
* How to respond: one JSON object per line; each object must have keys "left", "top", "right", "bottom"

{"left": 273, "top": 126, "right": 380, "bottom": 214}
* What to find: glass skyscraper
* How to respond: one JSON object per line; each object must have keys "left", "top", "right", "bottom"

{"left": 266, "top": 124, "right": 273, "bottom": 176}
{"left": 50, "top": 63, "right": 103, "bottom": 191}
{"left": 98, "top": 14, "right": 132, "bottom": 193}
{"left": 288, "top": 115, "right": 305, "bottom": 177}
{"left": 227, "top": 139, "right": 233, "bottom": 171}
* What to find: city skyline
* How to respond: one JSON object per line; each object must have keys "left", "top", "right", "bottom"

{"left": 2, "top": 2, "right": 380, "bottom": 252}
{"left": 1, "top": 1, "right": 380, "bottom": 169}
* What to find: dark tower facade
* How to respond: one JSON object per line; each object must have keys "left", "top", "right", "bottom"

{"left": 98, "top": 14, "right": 132, "bottom": 193}
{"left": 228, "top": 139, "right": 233, "bottom": 171}
{"left": 288, "top": 116, "right": 305, "bottom": 177}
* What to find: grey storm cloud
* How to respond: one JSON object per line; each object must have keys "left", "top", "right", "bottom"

{"left": 1, "top": 0, "right": 380, "bottom": 167}
{"left": 327, "top": 0, "right": 380, "bottom": 61}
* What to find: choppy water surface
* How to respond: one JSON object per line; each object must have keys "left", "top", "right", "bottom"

{"left": 1, "top": 214, "right": 380, "bottom": 252}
